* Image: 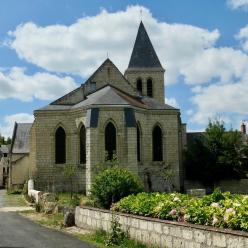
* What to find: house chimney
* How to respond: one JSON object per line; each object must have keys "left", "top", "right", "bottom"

{"left": 241, "top": 121, "right": 246, "bottom": 134}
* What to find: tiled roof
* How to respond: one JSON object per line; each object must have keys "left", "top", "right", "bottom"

{"left": 12, "top": 123, "right": 32, "bottom": 154}
{"left": 38, "top": 85, "right": 177, "bottom": 111}
{"left": 128, "top": 22, "right": 163, "bottom": 69}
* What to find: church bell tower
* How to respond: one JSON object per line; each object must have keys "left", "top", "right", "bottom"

{"left": 124, "top": 21, "right": 165, "bottom": 104}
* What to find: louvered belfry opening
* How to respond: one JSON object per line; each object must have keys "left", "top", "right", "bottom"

{"left": 55, "top": 127, "right": 66, "bottom": 164}
{"left": 105, "top": 122, "right": 116, "bottom": 160}
{"left": 147, "top": 78, "right": 153, "bottom": 97}
{"left": 80, "top": 125, "right": 86, "bottom": 164}
{"left": 153, "top": 125, "right": 163, "bottom": 161}
{"left": 136, "top": 78, "right": 142, "bottom": 94}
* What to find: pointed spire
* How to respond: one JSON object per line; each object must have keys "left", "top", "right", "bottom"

{"left": 128, "top": 22, "right": 163, "bottom": 69}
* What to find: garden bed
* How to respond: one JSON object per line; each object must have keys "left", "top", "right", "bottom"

{"left": 113, "top": 190, "right": 248, "bottom": 232}
{"left": 75, "top": 206, "right": 248, "bottom": 248}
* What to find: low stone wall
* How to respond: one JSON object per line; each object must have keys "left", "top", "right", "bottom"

{"left": 75, "top": 206, "right": 248, "bottom": 248}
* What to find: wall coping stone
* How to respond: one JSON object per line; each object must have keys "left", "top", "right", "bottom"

{"left": 79, "top": 206, "right": 248, "bottom": 238}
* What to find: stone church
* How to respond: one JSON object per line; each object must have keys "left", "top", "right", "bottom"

{"left": 11, "top": 22, "right": 187, "bottom": 193}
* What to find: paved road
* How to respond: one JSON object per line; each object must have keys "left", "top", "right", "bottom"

{"left": 0, "top": 212, "right": 95, "bottom": 248}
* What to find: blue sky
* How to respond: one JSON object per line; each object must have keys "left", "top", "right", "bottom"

{"left": 1, "top": 0, "right": 248, "bottom": 137}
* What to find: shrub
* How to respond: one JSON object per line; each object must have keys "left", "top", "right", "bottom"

{"left": 113, "top": 190, "right": 248, "bottom": 232}
{"left": 91, "top": 167, "right": 144, "bottom": 209}
{"left": 105, "top": 212, "right": 127, "bottom": 246}
{"left": 22, "top": 182, "right": 28, "bottom": 196}
{"left": 35, "top": 202, "right": 43, "bottom": 212}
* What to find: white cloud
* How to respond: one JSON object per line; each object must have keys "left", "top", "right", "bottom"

{"left": 165, "top": 97, "right": 179, "bottom": 108}
{"left": 0, "top": 113, "right": 34, "bottom": 138}
{"left": 189, "top": 73, "right": 248, "bottom": 125}
{"left": 7, "top": 5, "right": 219, "bottom": 84}
{"left": 3, "top": 5, "right": 248, "bottom": 129}
{"left": 182, "top": 47, "right": 248, "bottom": 84}
{"left": 0, "top": 67, "right": 77, "bottom": 101}
{"left": 236, "top": 25, "right": 248, "bottom": 52}
{"left": 227, "top": 0, "right": 248, "bottom": 10}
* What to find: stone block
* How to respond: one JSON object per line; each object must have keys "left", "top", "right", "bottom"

{"left": 139, "top": 220, "right": 148, "bottom": 230}
{"left": 147, "top": 221, "right": 154, "bottom": 231}
{"left": 161, "top": 234, "right": 172, "bottom": 248}
{"left": 162, "top": 224, "right": 169, "bottom": 234}
{"left": 182, "top": 229, "right": 193, "bottom": 240}
{"left": 131, "top": 218, "right": 139, "bottom": 228}
{"left": 154, "top": 223, "right": 162, "bottom": 234}
{"left": 227, "top": 236, "right": 245, "bottom": 248}
{"left": 212, "top": 234, "right": 226, "bottom": 247}
{"left": 173, "top": 238, "right": 184, "bottom": 248}
{"left": 170, "top": 226, "right": 182, "bottom": 238}
{"left": 194, "top": 230, "right": 206, "bottom": 244}
{"left": 185, "top": 240, "right": 195, "bottom": 248}
{"left": 150, "top": 232, "right": 161, "bottom": 247}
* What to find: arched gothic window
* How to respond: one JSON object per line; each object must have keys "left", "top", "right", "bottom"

{"left": 55, "top": 127, "right": 66, "bottom": 164}
{"left": 105, "top": 122, "right": 116, "bottom": 160}
{"left": 137, "top": 123, "right": 141, "bottom": 162}
{"left": 152, "top": 125, "right": 163, "bottom": 161}
{"left": 147, "top": 78, "right": 153, "bottom": 97}
{"left": 80, "top": 125, "right": 86, "bottom": 164}
{"left": 136, "top": 78, "right": 142, "bottom": 94}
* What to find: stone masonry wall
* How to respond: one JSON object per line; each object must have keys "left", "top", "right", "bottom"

{"left": 33, "top": 109, "right": 87, "bottom": 192}
{"left": 75, "top": 206, "right": 248, "bottom": 248}
{"left": 33, "top": 105, "right": 182, "bottom": 193}
{"left": 124, "top": 68, "right": 165, "bottom": 105}
{"left": 135, "top": 109, "right": 181, "bottom": 191}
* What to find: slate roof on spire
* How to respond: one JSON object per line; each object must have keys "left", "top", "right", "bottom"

{"left": 128, "top": 21, "right": 163, "bottom": 69}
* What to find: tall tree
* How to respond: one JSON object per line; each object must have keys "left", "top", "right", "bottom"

{"left": 185, "top": 120, "right": 248, "bottom": 185}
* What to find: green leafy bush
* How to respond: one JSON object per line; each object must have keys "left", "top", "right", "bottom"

{"left": 113, "top": 189, "right": 248, "bottom": 232}
{"left": 91, "top": 167, "right": 144, "bottom": 209}
{"left": 105, "top": 212, "right": 127, "bottom": 246}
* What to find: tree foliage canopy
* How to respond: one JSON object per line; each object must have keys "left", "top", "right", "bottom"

{"left": 185, "top": 120, "right": 248, "bottom": 184}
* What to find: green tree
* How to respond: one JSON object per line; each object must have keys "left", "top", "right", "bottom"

{"left": 185, "top": 120, "right": 248, "bottom": 185}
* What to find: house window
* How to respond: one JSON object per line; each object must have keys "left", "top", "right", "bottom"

{"left": 3, "top": 153, "right": 7, "bottom": 157}
{"left": 153, "top": 125, "right": 163, "bottom": 161}
{"left": 147, "top": 79, "right": 153, "bottom": 97}
{"left": 80, "top": 125, "right": 86, "bottom": 164}
{"left": 55, "top": 127, "right": 66, "bottom": 164}
{"left": 136, "top": 78, "right": 142, "bottom": 94}
{"left": 3, "top": 167, "right": 5, "bottom": 174}
{"left": 137, "top": 123, "right": 141, "bottom": 162}
{"left": 105, "top": 122, "right": 116, "bottom": 160}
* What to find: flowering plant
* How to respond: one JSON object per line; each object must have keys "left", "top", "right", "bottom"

{"left": 113, "top": 189, "right": 248, "bottom": 232}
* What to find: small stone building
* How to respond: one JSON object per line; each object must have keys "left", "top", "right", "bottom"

{"left": 11, "top": 22, "right": 187, "bottom": 193}
{"left": 9, "top": 122, "right": 35, "bottom": 189}
{"left": 0, "top": 145, "right": 10, "bottom": 188}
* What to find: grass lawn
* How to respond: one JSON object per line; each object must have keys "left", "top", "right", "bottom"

{"left": 57, "top": 192, "right": 90, "bottom": 207}
{"left": 74, "top": 230, "right": 157, "bottom": 248}
{"left": 0, "top": 190, "right": 27, "bottom": 207}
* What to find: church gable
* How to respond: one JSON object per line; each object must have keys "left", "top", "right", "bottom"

{"left": 51, "top": 86, "right": 85, "bottom": 105}
{"left": 83, "top": 59, "right": 135, "bottom": 96}
{"left": 50, "top": 59, "right": 134, "bottom": 106}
